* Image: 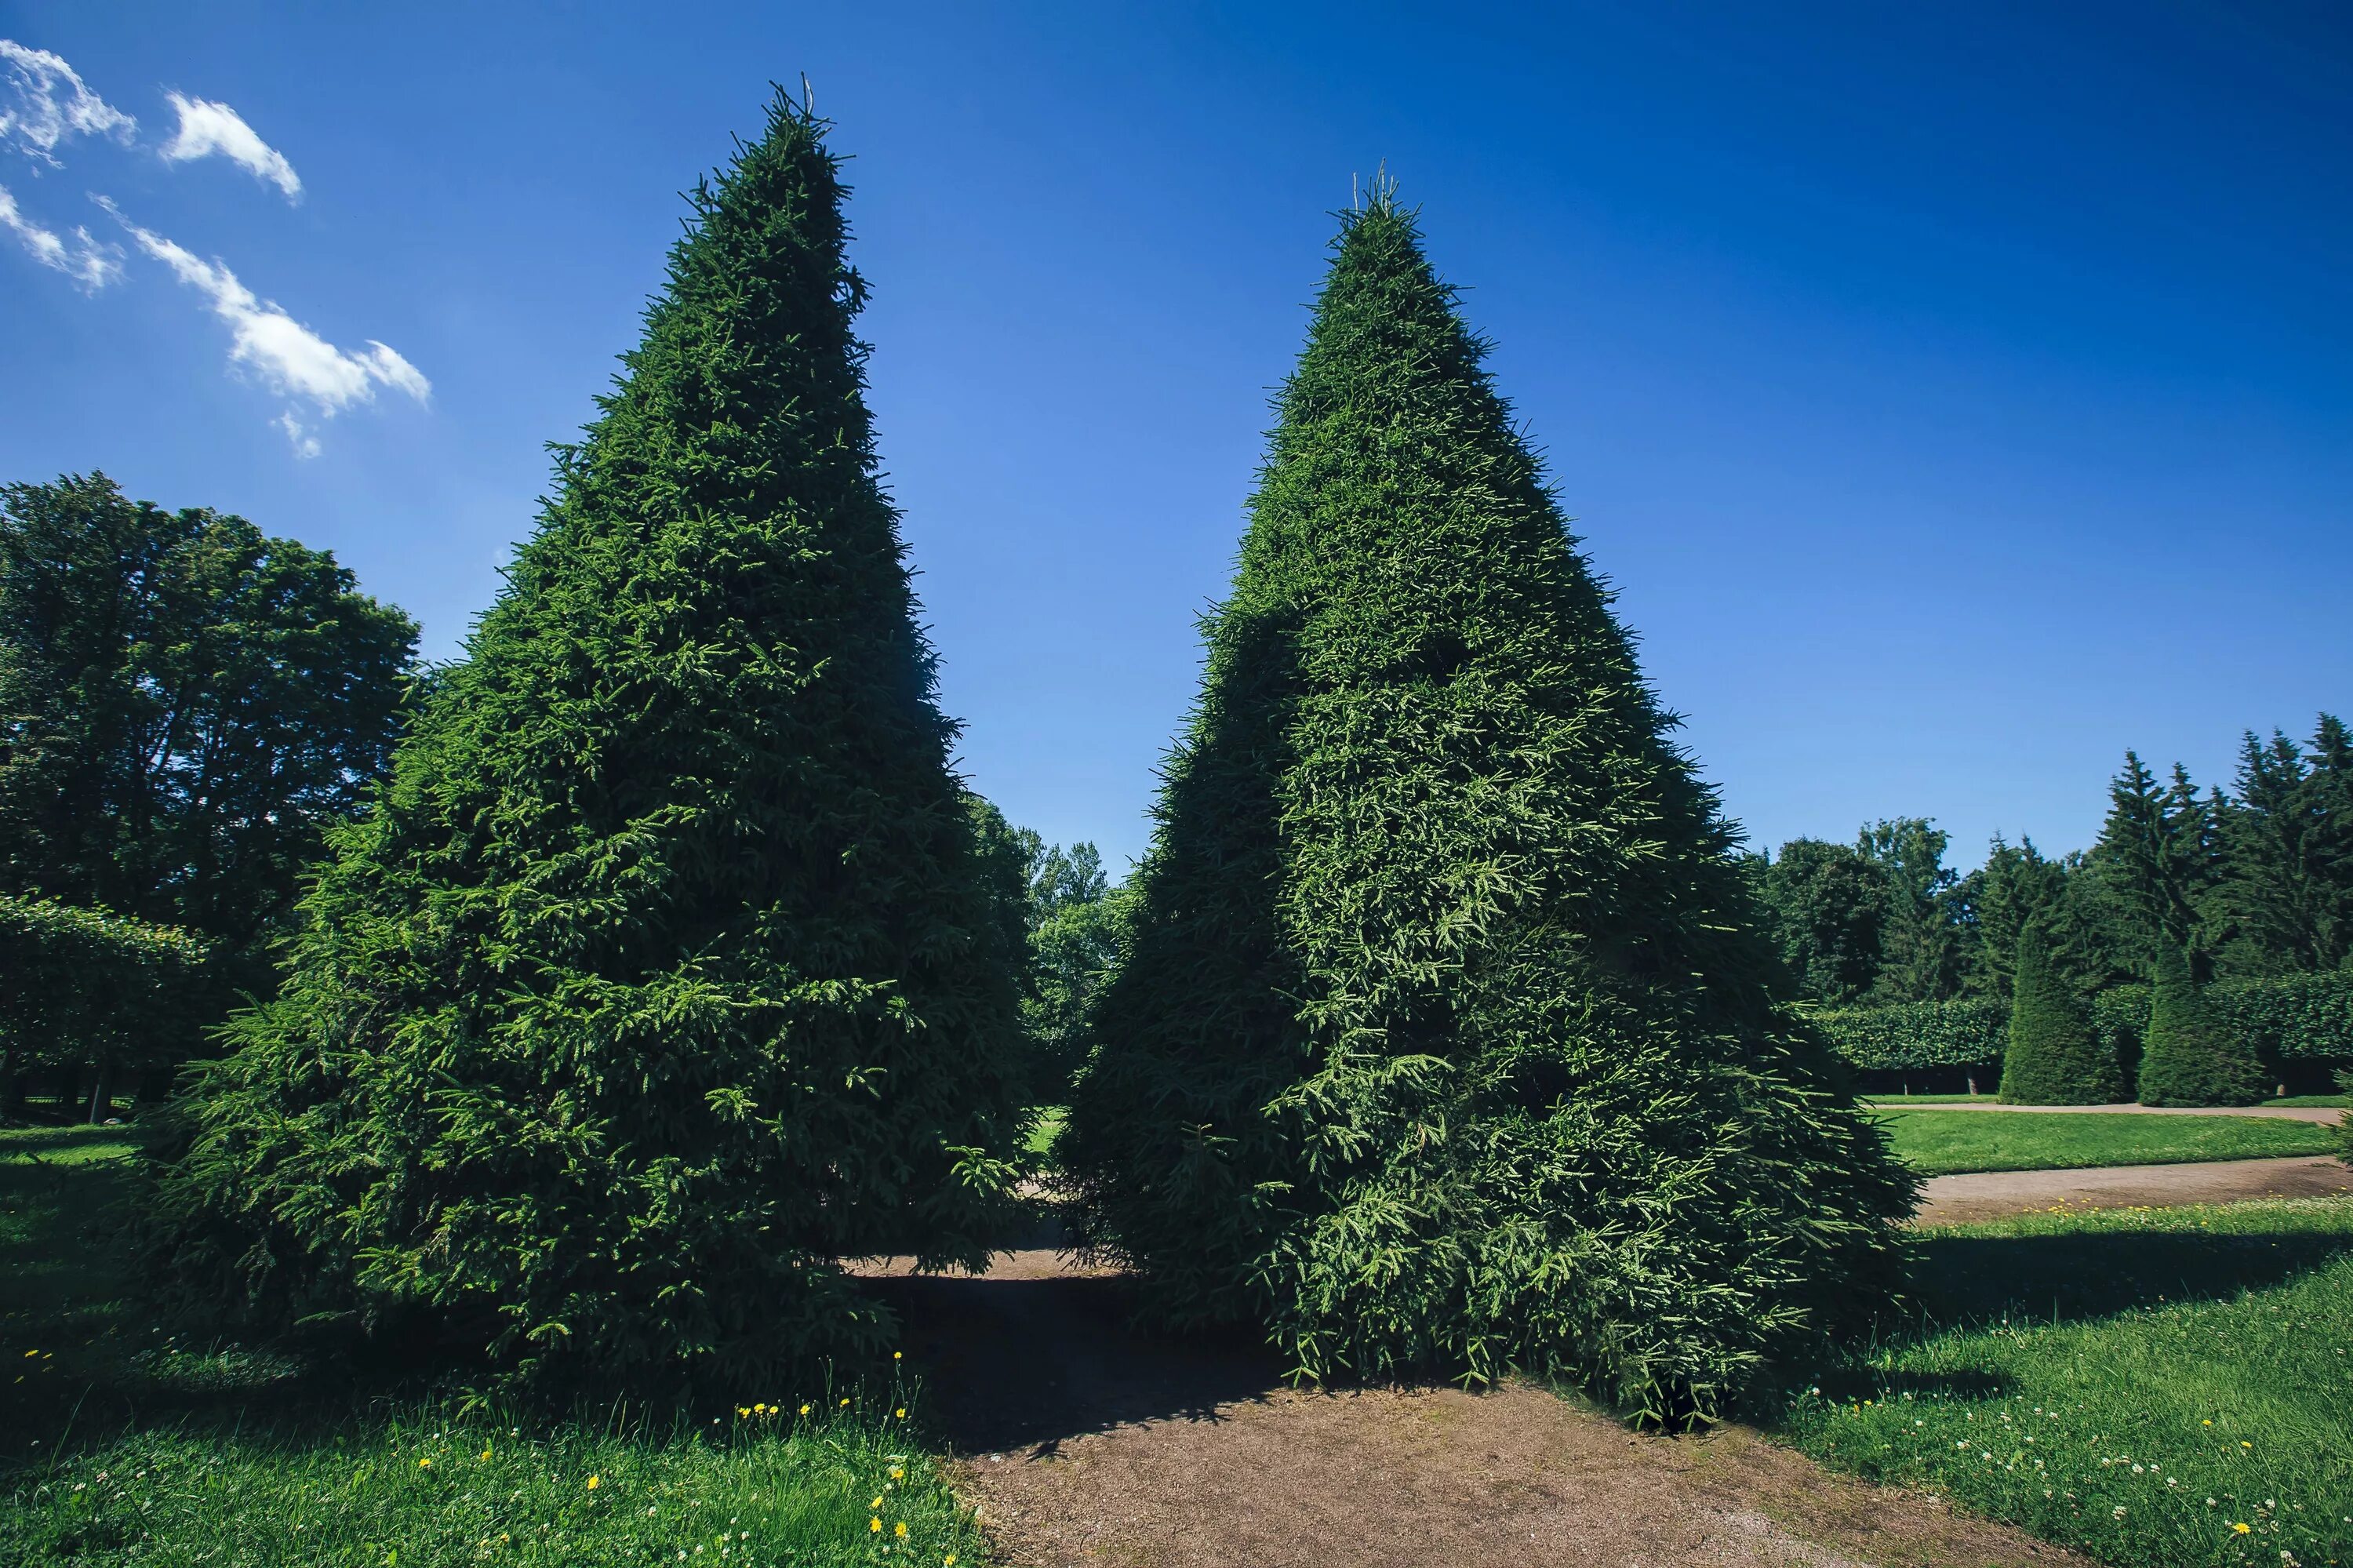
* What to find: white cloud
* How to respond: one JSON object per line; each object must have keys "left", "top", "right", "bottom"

{"left": 0, "top": 181, "right": 119, "bottom": 288}
{"left": 161, "top": 92, "right": 300, "bottom": 201}
{"left": 96, "top": 197, "right": 430, "bottom": 447}
{"left": 274, "top": 409, "right": 321, "bottom": 459}
{"left": 0, "top": 41, "right": 134, "bottom": 166}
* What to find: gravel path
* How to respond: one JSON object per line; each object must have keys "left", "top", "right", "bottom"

{"left": 860, "top": 1252, "right": 2086, "bottom": 1568}
{"left": 1869, "top": 1101, "right": 2343, "bottom": 1125}
{"left": 1915, "top": 1152, "right": 2353, "bottom": 1224}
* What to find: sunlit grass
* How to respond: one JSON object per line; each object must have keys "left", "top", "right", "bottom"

{"left": 0, "top": 1124, "right": 986, "bottom": 1567}
{"left": 1785, "top": 1197, "right": 2353, "bottom": 1568}
{"left": 1879, "top": 1108, "right": 2333, "bottom": 1175}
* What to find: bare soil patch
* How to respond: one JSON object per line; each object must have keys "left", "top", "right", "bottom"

{"left": 856, "top": 1252, "right": 2084, "bottom": 1568}
{"left": 1915, "top": 1152, "right": 2353, "bottom": 1225}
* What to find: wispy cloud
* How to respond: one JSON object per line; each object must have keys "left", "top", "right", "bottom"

{"left": 98, "top": 197, "right": 430, "bottom": 452}
{"left": 161, "top": 92, "right": 300, "bottom": 201}
{"left": 0, "top": 41, "right": 134, "bottom": 166}
{"left": 0, "top": 182, "right": 119, "bottom": 288}
{"left": 274, "top": 410, "right": 322, "bottom": 460}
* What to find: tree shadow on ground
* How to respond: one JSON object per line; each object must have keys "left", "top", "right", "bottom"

{"left": 1905, "top": 1224, "right": 2353, "bottom": 1332}
{"left": 862, "top": 1262, "right": 1291, "bottom": 1457}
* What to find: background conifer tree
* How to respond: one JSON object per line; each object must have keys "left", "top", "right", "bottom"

{"left": 147, "top": 96, "right": 1025, "bottom": 1396}
{"left": 1997, "top": 922, "right": 2122, "bottom": 1104}
{"left": 1061, "top": 192, "right": 1913, "bottom": 1424}
{"left": 2137, "top": 943, "right": 2267, "bottom": 1106}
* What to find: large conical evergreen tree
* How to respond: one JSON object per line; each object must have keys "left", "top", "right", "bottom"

{"left": 147, "top": 97, "right": 1025, "bottom": 1396}
{"left": 1060, "top": 193, "right": 1914, "bottom": 1424}
{"left": 1997, "top": 922, "right": 2121, "bottom": 1104}
{"left": 2137, "top": 943, "right": 2266, "bottom": 1106}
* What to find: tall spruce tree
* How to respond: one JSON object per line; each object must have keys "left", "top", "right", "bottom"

{"left": 1061, "top": 193, "right": 1913, "bottom": 1425}
{"left": 1997, "top": 922, "right": 2121, "bottom": 1104}
{"left": 146, "top": 96, "right": 1025, "bottom": 1395}
{"left": 2099, "top": 751, "right": 2224, "bottom": 977}
{"left": 2222, "top": 716, "right": 2353, "bottom": 975}
{"left": 2137, "top": 943, "right": 2266, "bottom": 1106}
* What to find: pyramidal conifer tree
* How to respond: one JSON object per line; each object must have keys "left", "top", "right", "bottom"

{"left": 148, "top": 96, "right": 1025, "bottom": 1395}
{"left": 2137, "top": 944, "right": 2265, "bottom": 1106}
{"left": 1060, "top": 191, "right": 1915, "bottom": 1424}
{"left": 1996, "top": 922, "right": 2120, "bottom": 1104}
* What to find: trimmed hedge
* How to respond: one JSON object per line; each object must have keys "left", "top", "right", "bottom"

{"left": 2218, "top": 970, "right": 2353, "bottom": 1063}
{"left": 0, "top": 895, "right": 214, "bottom": 1089}
{"left": 1802, "top": 998, "right": 2006, "bottom": 1072}
{"left": 1813, "top": 969, "right": 2353, "bottom": 1077}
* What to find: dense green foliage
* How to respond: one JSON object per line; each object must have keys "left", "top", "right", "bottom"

{"left": 1877, "top": 1108, "right": 2329, "bottom": 1175}
{"left": 0, "top": 1126, "right": 983, "bottom": 1568}
{"left": 1022, "top": 859, "right": 1128, "bottom": 1098}
{"left": 2220, "top": 968, "right": 2353, "bottom": 1064}
{"left": 1803, "top": 997, "right": 2007, "bottom": 1075}
{"left": 1754, "top": 715, "right": 2351, "bottom": 1025}
{"left": 1998, "top": 925, "right": 2122, "bottom": 1104}
{"left": 2138, "top": 945, "right": 2267, "bottom": 1107}
{"left": 1814, "top": 971, "right": 2351, "bottom": 1091}
{"left": 0, "top": 896, "right": 213, "bottom": 1117}
{"left": 0, "top": 473, "right": 417, "bottom": 998}
{"left": 142, "top": 98, "right": 1027, "bottom": 1399}
{"left": 1784, "top": 1197, "right": 2353, "bottom": 1568}
{"left": 1063, "top": 194, "right": 1912, "bottom": 1425}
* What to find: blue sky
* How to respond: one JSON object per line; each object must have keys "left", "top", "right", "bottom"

{"left": 3, "top": 2, "right": 2347, "bottom": 875}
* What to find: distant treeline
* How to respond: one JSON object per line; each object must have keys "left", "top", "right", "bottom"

{"left": 1746, "top": 717, "right": 2352, "bottom": 1008}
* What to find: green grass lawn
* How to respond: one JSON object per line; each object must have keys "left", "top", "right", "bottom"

{"left": 0, "top": 1123, "right": 987, "bottom": 1567}
{"left": 1864, "top": 1093, "right": 1998, "bottom": 1105}
{"left": 1024, "top": 1105, "right": 1066, "bottom": 1161}
{"left": 1879, "top": 1108, "right": 2337, "bottom": 1175}
{"left": 1782, "top": 1197, "right": 2353, "bottom": 1568}
{"left": 2268, "top": 1094, "right": 2351, "bottom": 1109}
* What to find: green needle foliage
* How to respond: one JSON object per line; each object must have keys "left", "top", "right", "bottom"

{"left": 1997, "top": 923, "right": 2122, "bottom": 1104}
{"left": 144, "top": 95, "right": 1025, "bottom": 1399}
{"left": 2137, "top": 944, "right": 2267, "bottom": 1106}
{"left": 1061, "top": 191, "right": 1915, "bottom": 1426}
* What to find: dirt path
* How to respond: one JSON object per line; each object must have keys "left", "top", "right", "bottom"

{"left": 1915, "top": 1152, "right": 2353, "bottom": 1224}
{"left": 860, "top": 1252, "right": 2084, "bottom": 1568}
{"left": 1870, "top": 1101, "right": 2342, "bottom": 1125}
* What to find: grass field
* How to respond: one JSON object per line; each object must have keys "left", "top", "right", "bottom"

{"left": 0, "top": 1124, "right": 986, "bottom": 1567}
{"left": 1879, "top": 1108, "right": 2337, "bottom": 1175}
{"left": 1864, "top": 1093, "right": 1998, "bottom": 1105}
{"left": 1782, "top": 1197, "right": 2353, "bottom": 1568}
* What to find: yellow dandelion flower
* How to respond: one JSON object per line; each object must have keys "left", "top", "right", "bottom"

{"left": 893, "top": 1352, "right": 902, "bottom": 1361}
{"left": 798, "top": 1403, "right": 811, "bottom": 1416}
{"left": 890, "top": 1467, "right": 905, "bottom": 1481}
{"left": 895, "top": 1522, "right": 908, "bottom": 1539}
{"left": 754, "top": 1402, "right": 767, "bottom": 1414}
{"left": 737, "top": 1406, "right": 751, "bottom": 1419}
{"left": 871, "top": 1497, "right": 884, "bottom": 1511}
{"left": 840, "top": 1398, "right": 852, "bottom": 1408}
{"left": 2203, "top": 1421, "right": 2213, "bottom": 1427}
{"left": 2241, "top": 1442, "right": 2253, "bottom": 1449}
{"left": 2234, "top": 1523, "right": 2252, "bottom": 1534}
{"left": 481, "top": 1447, "right": 493, "bottom": 1461}
{"left": 895, "top": 1407, "right": 907, "bottom": 1420}
{"left": 419, "top": 1457, "right": 431, "bottom": 1469}
{"left": 586, "top": 1475, "right": 600, "bottom": 1491}
{"left": 945, "top": 1557, "right": 957, "bottom": 1567}
{"left": 870, "top": 1518, "right": 882, "bottom": 1534}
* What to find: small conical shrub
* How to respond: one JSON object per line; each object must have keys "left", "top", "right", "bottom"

{"left": 1061, "top": 192, "right": 1915, "bottom": 1425}
{"left": 145, "top": 96, "right": 1026, "bottom": 1397}
{"left": 2137, "top": 944, "right": 2265, "bottom": 1106}
{"left": 1997, "top": 923, "right": 2120, "bottom": 1104}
